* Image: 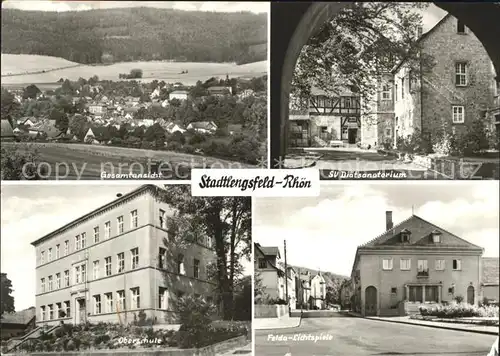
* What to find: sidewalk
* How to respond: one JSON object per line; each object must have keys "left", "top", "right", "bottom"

{"left": 217, "top": 342, "right": 252, "bottom": 356}
{"left": 347, "top": 312, "right": 498, "bottom": 335}
{"left": 254, "top": 316, "right": 301, "bottom": 330}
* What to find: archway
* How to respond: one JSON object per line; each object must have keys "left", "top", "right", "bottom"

{"left": 467, "top": 285, "right": 475, "bottom": 305}
{"left": 271, "top": 2, "right": 500, "bottom": 164}
{"left": 364, "top": 286, "right": 377, "bottom": 316}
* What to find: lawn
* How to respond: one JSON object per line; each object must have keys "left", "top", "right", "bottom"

{"left": 2, "top": 142, "right": 256, "bottom": 180}
{"left": 1, "top": 54, "right": 267, "bottom": 86}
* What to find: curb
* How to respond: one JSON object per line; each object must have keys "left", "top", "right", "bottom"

{"left": 354, "top": 314, "right": 498, "bottom": 336}
{"left": 254, "top": 316, "right": 302, "bottom": 331}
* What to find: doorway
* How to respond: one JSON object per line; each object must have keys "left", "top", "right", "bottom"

{"left": 348, "top": 128, "right": 357, "bottom": 144}
{"left": 467, "top": 286, "right": 475, "bottom": 305}
{"left": 75, "top": 298, "right": 86, "bottom": 324}
{"left": 365, "top": 286, "right": 377, "bottom": 316}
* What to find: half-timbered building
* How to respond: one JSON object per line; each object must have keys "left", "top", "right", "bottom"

{"left": 289, "top": 87, "right": 361, "bottom": 147}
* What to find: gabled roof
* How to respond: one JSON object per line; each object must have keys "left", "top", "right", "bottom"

{"left": 254, "top": 243, "right": 284, "bottom": 275}
{"left": 1, "top": 307, "right": 36, "bottom": 325}
{"left": 359, "top": 215, "right": 483, "bottom": 251}
{"left": 170, "top": 90, "right": 189, "bottom": 95}
{"left": 260, "top": 246, "right": 281, "bottom": 259}
{"left": 482, "top": 257, "right": 499, "bottom": 285}
{"left": 188, "top": 121, "right": 217, "bottom": 130}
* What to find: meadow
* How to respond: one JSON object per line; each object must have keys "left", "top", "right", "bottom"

{"left": 1, "top": 54, "right": 267, "bottom": 86}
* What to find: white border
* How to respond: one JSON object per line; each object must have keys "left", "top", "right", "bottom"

{"left": 266, "top": 0, "right": 271, "bottom": 171}
{"left": 0, "top": 180, "right": 190, "bottom": 186}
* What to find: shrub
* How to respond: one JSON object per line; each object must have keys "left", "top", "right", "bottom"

{"left": 169, "top": 131, "right": 186, "bottom": 145}
{"left": 188, "top": 132, "right": 207, "bottom": 145}
{"left": 0, "top": 146, "right": 47, "bottom": 180}
{"left": 454, "top": 295, "right": 464, "bottom": 303}
{"left": 175, "top": 295, "right": 217, "bottom": 348}
{"left": 419, "top": 302, "right": 499, "bottom": 319}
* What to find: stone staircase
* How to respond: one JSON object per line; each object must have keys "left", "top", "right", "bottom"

{"left": 5, "top": 324, "right": 60, "bottom": 353}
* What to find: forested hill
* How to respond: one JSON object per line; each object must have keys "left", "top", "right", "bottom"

{"left": 1, "top": 8, "right": 267, "bottom": 64}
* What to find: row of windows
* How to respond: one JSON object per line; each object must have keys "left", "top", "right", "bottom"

{"left": 39, "top": 210, "right": 139, "bottom": 265}
{"left": 381, "top": 258, "right": 462, "bottom": 271}
{"left": 40, "top": 248, "right": 139, "bottom": 293}
{"left": 94, "top": 289, "right": 134, "bottom": 314}
{"left": 159, "top": 248, "right": 202, "bottom": 279}
{"left": 40, "top": 301, "right": 70, "bottom": 321}
{"left": 40, "top": 271, "right": 70, "bottom": 293}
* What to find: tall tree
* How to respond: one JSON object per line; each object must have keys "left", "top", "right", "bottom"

{"left": 292, "top": 2, "right": 431, "bottom": 110}
{"left": 153, "top": 186, "right": 251, "bottom": 320}
{"left": 1, "top": 273, "right": 15, "bottom": 317}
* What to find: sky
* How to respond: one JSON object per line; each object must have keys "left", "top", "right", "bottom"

{"left": 1, "top": 1, "right": 269, "bottom": 14}
{"left": 1, "top": 183, "right": 251, "bottom": 311}
{"left": 254, "top": 182, "right": 499, "bottom": 277}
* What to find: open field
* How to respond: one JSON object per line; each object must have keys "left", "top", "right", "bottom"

{"left": 2, "top": 142, "right": 255, "bottom": 180}
{"left": 1, "top": 54, "right": 80, "bottom": 75}
{"left": 1, "top": 54, "right": 267, "bottom": 86}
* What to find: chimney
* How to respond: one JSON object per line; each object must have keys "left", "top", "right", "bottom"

{"left": 386, "top": 211, "right": 393, "bottom": 231}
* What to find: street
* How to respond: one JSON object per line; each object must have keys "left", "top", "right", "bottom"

{"left": 285, "top": 149, "right": 444, "bottom": 180}
{"left": 255, "top": 315, "right": 497, "bottom": 356}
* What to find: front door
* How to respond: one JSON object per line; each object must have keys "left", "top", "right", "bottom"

{"left": 365, "top": 286, "right": 377, "bottom": 316}
{"left": 76, "top": 299, "right": 86, "bottom": 324}
{"left": 467, "top": 286, "right": 475, "bottom": 305}
{"left": 348, "top": 128, "right": 357, "bottom": 144}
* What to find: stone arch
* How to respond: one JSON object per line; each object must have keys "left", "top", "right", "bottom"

{"left": 271, "top": 2, "right": 500, "bottom": 163}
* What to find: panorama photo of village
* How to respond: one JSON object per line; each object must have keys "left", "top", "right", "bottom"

{"left": 281, "top": 2, "right": 499, "bottom": 180}
{"left": 0, "top": 1, "right": 268, "bottom": 180}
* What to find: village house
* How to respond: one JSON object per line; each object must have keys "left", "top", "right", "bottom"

{"left": 350, "top": 211, "right": 484, "bottom": 317}
{"left": 186, "top": 121, "right": 218, "bottom": 134}
{"left": 207, "top": 86, "right": 233, "bottom": 97}
{"left": 289, "top": 86, "right": 362, "bottom": 148}
{"left": 169, "top": 90, "right": 189, "bottom": 101}
{"left": 310, "top": 273, "right": 326, "bottom": 309}
{"left": 32, "top": 185, "right": 215, "bottom": 326}
{"left": 389, "top": 14, "right": 496, "bottom": 147}
{"left": 164, "top": 122, "right": 186, "bottom": 134}
{"left": 254, "top": 243, "right": 285, "bottom": 301}
{"left": 238, "top": 89, "right": 254, "bottom": 100}
{"left": 88, "top": 104, "right": 107, "bottom": 116}
{"left": 0, "top": 306, "right": 37, "bottom": 339}
{"left": 295, "top": 269, "right": 311, "bottom": 309}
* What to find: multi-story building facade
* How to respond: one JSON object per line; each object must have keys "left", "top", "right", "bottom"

{"left": 254, "top": 243, "right": 285, "bottom": 301}
{"left": 351, "top": 211, "right": 484, "bottom": 317}
{"left": 392, "top": 14, "right": 497, "bottom": 147}
{"left": 33, "top": 185, "right": 215, "bottom": 326}
{"left": 361, "top": 73, "right": 395, "bottom": 148}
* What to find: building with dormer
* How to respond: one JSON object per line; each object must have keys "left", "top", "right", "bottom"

{"left": 350, "top": 211, "right": 484, "bottom": 317}
{"left": 254, "top": 243, "right": 285, "bottom": 301}
{"left": 32, "top": 185, "right": 215, "bottom": 326}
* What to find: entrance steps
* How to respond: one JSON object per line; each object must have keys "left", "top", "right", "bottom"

{"left": 5, "top": 324, "right": 60, "bottom": 353}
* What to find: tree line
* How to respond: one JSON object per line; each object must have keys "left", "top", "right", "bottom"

{"left": 1, "top": 8, "right": 267, "bottom": 64}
